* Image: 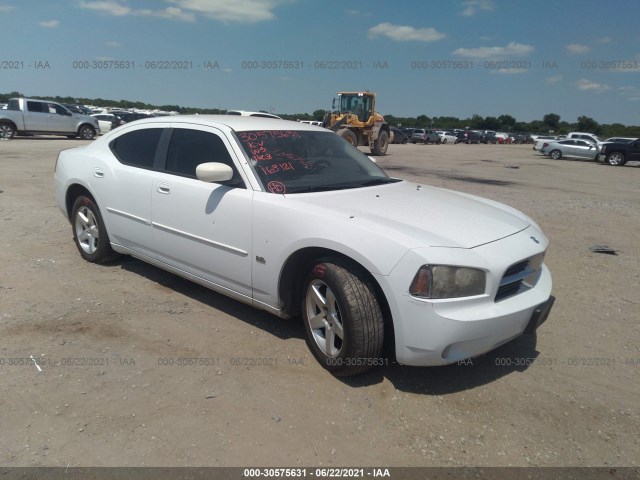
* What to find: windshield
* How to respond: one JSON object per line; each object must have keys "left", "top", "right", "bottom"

{"left": 339, "top": 94, "right": 373, "bottom": 122}
{"left": 236, "top": 130, "right": 397, "bottom": 194}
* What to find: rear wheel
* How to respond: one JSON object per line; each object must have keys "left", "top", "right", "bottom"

{"left": 605, "top": 152, "right": 626, "bottom": 166}
{"left": 302, "top": 259, "right": 384, "bottom": 376}
{"left": 71, "top": 196, "right": 119, "bottom": 263}
{"left": 371, "top": 130, "right": 389, "bottom": 155}
{"left": 0, "top": 123, "right": 16, "bottom": 139}
{"left": 550, "top": 150, "right": 562, "bottom": 160}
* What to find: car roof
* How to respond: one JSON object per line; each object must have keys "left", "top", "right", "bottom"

{"left": 109, "top": 114, "right": 323, "bottom": 132}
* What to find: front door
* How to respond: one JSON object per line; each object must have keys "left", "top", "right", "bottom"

{"left": 151, "top": 125, "right": 253, "bottom": 299}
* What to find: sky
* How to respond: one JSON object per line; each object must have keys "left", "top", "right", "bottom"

{"left": 1, "top": 0, "right": 639, "bottom": 125}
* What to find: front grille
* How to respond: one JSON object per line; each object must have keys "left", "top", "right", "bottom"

{"left": 495, "top": 253, "right": 545, "bottom": 302}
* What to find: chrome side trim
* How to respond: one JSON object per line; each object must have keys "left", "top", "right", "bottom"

{"left": 106, "top": 207, "right": 151, "bottom": 226}
{"left": 151, "top": 222, "right": 248, "bottom": 257}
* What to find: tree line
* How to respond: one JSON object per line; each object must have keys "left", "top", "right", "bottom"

{"left": 2, "top": 92, "right": 638, "bottom": 139}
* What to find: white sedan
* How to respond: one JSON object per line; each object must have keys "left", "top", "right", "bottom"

{"left": 91, "top": 113, "right": 123, "bottom": 134}
{"left": 55, "top": 116, "right": 554, "bottom": 376}
{"left": 436, "top": 130, "right": 457, "bottom": 144}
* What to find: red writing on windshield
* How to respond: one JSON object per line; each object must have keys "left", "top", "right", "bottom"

{"left": 246, "top": 141, "right": 272, "bottom": 161}
{"left": 238, "top": 131, "right": 301, "bottom": 142}
{"left": 237, "top": 130, "right": 312, "bottom": 177}
{"left": 260, "top": 162, "right": 294, "bottom": 175}
{"left": 267, "top": 181, "right": 286, "bottom": 194}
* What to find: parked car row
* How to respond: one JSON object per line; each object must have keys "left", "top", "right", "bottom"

{"left": 535, "top": 133, "right": 640, "bottom": 166}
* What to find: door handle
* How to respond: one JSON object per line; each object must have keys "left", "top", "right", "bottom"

{"left": 93, "top": 169, "right": 104, "bottom": 178}
{"left": 157, "top": 183, "right": 171, "bottom": 194}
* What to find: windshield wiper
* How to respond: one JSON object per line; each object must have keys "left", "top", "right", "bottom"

{"left": 287, "top": 184, "right": 360, "bottom": 193}
{"left": 286, "top": 178, "right": 399, "bottom": 193}
{"left": 357, "top": 178, "right": 401, "bottom": 187}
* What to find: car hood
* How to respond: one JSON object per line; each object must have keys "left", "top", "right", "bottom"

{"left": 286, "top": 180, "right": 530, "bottom": 249}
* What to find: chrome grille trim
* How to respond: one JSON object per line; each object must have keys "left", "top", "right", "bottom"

{"left": 495, "top": 253, "right": 545, "bottom": 302}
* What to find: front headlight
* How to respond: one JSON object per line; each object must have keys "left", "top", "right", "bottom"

{"left": 409, "top": 265, "right": 486, "bottom": 299}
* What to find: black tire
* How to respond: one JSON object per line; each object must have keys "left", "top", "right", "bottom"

{"left": 402, "top": 138, "right": 408, "bottom": 144}
{"left": 371, "top": 130, "right": 389, "bottom": 155}
{"left": 339, "top": 129, "right": 358, "bottom": 147}
{"left": 78, "top": 125, "right": 96, "bottom": 140}
{"left": 550, "top": 149, "right": 562, "bottom": 160}
{"left": 442, "top": 138, "right": 447, "bottom": 144}
{"left": 605, "top": 152, "right": 626, "bottom": 166}
{"left": 302, "top": 259, "right": 384, "bottom": 376}
{"left": 0, "top": 122, "right": 16, "bottom": 139}
{"left": 71, "top": 196, "right": 119, "bottom": 263}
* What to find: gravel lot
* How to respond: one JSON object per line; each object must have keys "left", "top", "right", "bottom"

{"left": 0, "top": 138, "right": 638, "bottom": 468}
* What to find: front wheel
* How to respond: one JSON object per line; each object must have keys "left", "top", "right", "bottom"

{"left": 302, "top": 259, "right": 384, "bottom": 376}
{"left": 605, "top": 152, "right": 626, "bottom": 166}
{"left": 78, "top": 125, "right": 96, "bottom": 140}
{"left": 550, "top": 150, "right": 562, "bottom": 160}
{"left": 338, "top": 129, "right": 358, "bottom": 147}
{"left": 371, "top": 130, "right": 389, "bottom": 155}
{"left": 71, "top": 196, "right": 119, "bottom": 263}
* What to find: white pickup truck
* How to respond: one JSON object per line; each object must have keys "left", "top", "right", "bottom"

{"left": 0, "top": 97, "right": 100, "bottom": 139}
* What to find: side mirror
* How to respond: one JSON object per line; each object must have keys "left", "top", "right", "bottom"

{"left": 196, "top": 162, "right": 233, "bottom": 183}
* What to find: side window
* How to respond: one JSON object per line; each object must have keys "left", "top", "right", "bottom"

{"left": 53, "top": 104, "right": 68, "bottom": 115}
{"left": 26, "top": 101, "right": 44, "bottom": 113}
{"left": 109, "top": 128, "right": 163, "bottom": 169}
{"left": 165, "top": 128, "right": 244, "bottom": 187}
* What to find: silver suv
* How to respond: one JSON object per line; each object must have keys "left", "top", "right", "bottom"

{"left": 411, "top": 128, "right": 442, "bottom": 144}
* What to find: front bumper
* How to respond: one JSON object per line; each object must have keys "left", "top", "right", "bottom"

{"left": 377, "top": 226, "right": 554, "bottom": 366}
{"left": 523, "top": 295, "right": 555, "bottom": 334}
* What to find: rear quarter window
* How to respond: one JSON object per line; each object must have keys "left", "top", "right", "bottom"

{"left": 109, "top": 128, "right": 163, "bottom": 169}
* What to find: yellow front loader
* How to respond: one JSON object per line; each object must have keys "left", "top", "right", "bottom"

{"left": 322, "top": 91, "right": 390, "bottom": 155}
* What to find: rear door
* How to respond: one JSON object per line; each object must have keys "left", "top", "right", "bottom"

{"left": 93, "top": 125, "right": 167, "bottom": 257}
{"left": 23, "top": 101, "right": 49, "bottom": 131}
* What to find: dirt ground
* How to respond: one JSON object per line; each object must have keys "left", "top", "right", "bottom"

{"left": 0, "top": 137, "right": 638, "bottom": 468}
